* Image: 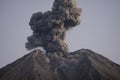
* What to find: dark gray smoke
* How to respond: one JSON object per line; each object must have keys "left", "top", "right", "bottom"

{"left": 25, "top": 0, "right": 82, "bottom": 54}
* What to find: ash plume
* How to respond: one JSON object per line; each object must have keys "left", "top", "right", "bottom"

{"left": 25, "top": 0, "right": 82, "bottom": 54}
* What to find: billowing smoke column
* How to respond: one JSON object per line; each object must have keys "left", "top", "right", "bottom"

{"left": 25, "top": 0, "right": 82, "bottom": 54}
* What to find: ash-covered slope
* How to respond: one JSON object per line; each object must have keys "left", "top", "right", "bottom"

{"left": 0, "top": 50, "right": 55, "bottom": 80}
{"left": 0, "top": 49, "right": 120, "bottom": 80}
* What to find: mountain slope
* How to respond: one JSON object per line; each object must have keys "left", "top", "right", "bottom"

{"left": 0, "top": 49, "right": 120, "bottom": 80}
{"left": 62, "top": 49, "right": 120, "bottom": 80}
{"left": 0, "top": 50, "right": 55, "bottom": 80}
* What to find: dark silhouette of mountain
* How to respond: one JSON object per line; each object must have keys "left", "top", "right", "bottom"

{"left": 0, "top": 49, "right": 120, "bottom": 80}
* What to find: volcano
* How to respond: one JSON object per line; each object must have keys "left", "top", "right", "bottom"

{"left": 0, "top": 49, "right": 120, "bottom": 80}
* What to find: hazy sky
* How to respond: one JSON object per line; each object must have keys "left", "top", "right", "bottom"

{"left": 0, "top": 0, "right": 120, "bottom": 68}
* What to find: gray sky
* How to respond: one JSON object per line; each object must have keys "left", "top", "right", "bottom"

{"left": 0, "top": 0, "right": 120, "bottom": 68}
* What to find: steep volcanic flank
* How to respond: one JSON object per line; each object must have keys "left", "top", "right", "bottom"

{"left": 0, "top": 49, "right": 120, "bottom": 80}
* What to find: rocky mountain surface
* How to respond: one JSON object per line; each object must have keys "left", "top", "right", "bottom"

{"left": 0, "top": 49, "right": 120, "bottom": 80}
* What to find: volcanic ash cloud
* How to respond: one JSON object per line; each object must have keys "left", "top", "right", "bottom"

{"left": 25, "top": 0, "right": 82, "bottom": 54}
